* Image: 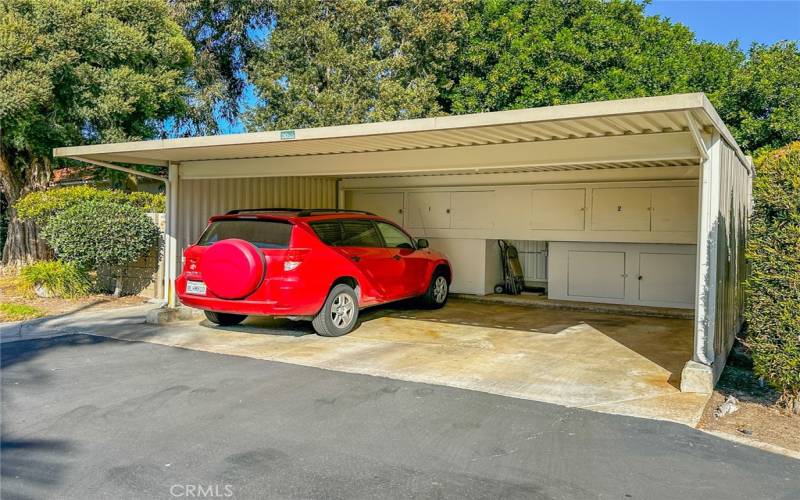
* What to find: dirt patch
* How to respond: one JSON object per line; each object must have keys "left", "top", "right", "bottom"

{"left": 698, "top": 365, "right": 800, "bottom": 454}
{"left": 0, "top": 275, "right": 149, "bottom": 321}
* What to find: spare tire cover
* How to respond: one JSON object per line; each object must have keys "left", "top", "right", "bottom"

{"left": 201, "top": 239, "right": 265, "bottom": 299}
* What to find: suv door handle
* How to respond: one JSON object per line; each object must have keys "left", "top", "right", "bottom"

{"left": 392, "top": 255, "right": 401, "bottom": 261}
{"left": 351, "top": 256, "right": 361, "bottom": 262}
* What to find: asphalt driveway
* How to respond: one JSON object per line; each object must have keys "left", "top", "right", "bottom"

{"left": 2, "top": 334, "right": 798, "bottom": 500}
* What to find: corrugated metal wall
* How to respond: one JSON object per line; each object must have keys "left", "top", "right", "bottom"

{"left": 177, "top": 177, "right": 338, "bottom": 250}
{"left": 713, "top": 143, "right": 751, "bottom": 362}
{"left": 509, "top": 240, "right": 548, "bottom": 282}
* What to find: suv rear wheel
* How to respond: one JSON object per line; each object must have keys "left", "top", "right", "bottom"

{"left": 312, "top": 284, "right": 359, "bottom": 337}
{"left": 204, "top": 311, "right": 247, "bottom": 326}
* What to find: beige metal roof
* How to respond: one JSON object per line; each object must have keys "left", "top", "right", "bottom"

{"left": 53, "top": 93, "right": 750, "bottom": 173}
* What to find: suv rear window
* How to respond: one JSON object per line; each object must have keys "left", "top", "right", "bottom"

{"left": 310, "top": 220, "right": 382, "bottom": 247}
{"left": 197, "top": 220, "right": 292, "bottom": 249}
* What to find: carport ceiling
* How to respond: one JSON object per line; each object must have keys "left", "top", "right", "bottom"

{"left": 54, "top": 93, "right": 748, "bottom": 175}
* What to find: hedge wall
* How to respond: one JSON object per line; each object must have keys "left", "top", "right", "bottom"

{"left": 745, "top": 142, "right": 800, "bottom": 409}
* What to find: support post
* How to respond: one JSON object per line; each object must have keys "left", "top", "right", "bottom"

{"left": 166, "top": 163, "right": 180, "bottom": 307}
{"left": 682, "top": 132, "right": 721, "bottom": 393}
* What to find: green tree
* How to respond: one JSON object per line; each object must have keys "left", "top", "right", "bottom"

{"left": 712, "top": 42, "right": 800, "bottom": 154}
{"left": 0, "top": 0, "right": 193, "bottom": 265}
{"left": 445, "top": 0, "right": 799, "bottom": 152}
{"left": 445, "top": 0, "right": 742, "bottom": 113}
{"left": 245, "top": 0, "right": 468, "bottom": 130}
{"left": 169, "top": 0, "right": 272, "bottom": 134}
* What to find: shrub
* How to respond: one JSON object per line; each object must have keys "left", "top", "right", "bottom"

{"left": 19, "top": 260, "right": 92, "bottom": 298}
{"left": 15, "top": 186, "right": 165, "bottom": 226}
{"left": 41, "top": 199, "right": 161, "bottom": 296}
{"left": 745, "top": 142, "right": 800, "bottom": 411}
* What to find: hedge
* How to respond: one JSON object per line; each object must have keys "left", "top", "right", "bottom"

{"left": 15, "top": 186, "right": 165, "bottom": 225}
{"left": 745, "top": 142, "right": 800, "bottom": 410}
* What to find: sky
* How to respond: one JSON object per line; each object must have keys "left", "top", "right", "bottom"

{"left": 645, "top": 0, "right": 800, "bottom": 48}
{"left": 220, "top": 1, "right": 800, "bottom": 134}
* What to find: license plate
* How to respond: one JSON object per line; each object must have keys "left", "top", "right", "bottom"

{"left": 186, "top": 280, "right": 207, "bottom": 295}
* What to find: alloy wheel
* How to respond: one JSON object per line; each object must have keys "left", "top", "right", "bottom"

{"left": 433, "top": 276, "right": 448, "bottom": 303}
{"left": 330, "top": 293, "right": 355, "bottom": 328}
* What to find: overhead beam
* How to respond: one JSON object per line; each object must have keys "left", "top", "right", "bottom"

{"left": 684, "top": 112, "right": 709, "bottom": 161}
{"left": 68, "top": 156, "right": 167, "bottom": 182}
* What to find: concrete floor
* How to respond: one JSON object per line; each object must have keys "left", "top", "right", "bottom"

{"left": 105, "top": 298, "right": 708, "bottom": 426}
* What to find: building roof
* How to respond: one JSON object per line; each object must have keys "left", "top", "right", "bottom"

{"left": 53, "top": 93, "right": 751, "bottom": 175}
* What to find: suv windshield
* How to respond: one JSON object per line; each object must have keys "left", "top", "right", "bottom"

{"left": 197, "top": 220, "right": 292, "bottom": 249}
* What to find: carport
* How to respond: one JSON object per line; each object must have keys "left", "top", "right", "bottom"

{"left": 54, "top": 93, "right": 752, "bottom": 393}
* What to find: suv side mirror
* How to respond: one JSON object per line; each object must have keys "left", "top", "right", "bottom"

{"left": 416, "top": 238, "right": 429, "bottom": 249}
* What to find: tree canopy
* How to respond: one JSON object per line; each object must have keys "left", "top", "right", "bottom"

{"left": 244, "top": 0, "right": 469, "bottom": 130}
{"left": 444, "top": 0, "right": 743, "bottom": 112}
{"left": 0, "top": 0, "right": 193, "bottom": 263}
{"left": 169, "top": 0, "right": 271, "bottom": 134}
{"left": 713, "top": 42, "right": 800, "bottom": 153}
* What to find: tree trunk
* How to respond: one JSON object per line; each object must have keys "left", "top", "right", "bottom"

{"left": 0, "top": 143, "right": 53, "bottom": 266}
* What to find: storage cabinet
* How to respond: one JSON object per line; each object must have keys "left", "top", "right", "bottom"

{"left": 591, "top": 186, "right": 697, "bottom": 232}
{"left": 451, "top": 191, "right": 494, "bottom": 229}
{"left": 651, "top": 187, "right": 697, "bottom": 233}
{"left": 567, "top": 250, "right": 626, "bottom": 299}
{"left": 530, "top": 188, "right": 585, "bottom": 230}
{"left": 404, "top": 190, "right": 495, "bottom": 230}
{"left": 406, "top": 192, "right": 451, "bottom": 229}
{"left": 638, "top": 252, "right": 696, "bottom": 305}
{"left": 347, "top": 191, "right": 404, "bottom": 225}
{"left": 549, "top": 242, "right": 696, "bottom": 308}
{"left": 347, "top": 182, "right": 697, "bottom": 241}
{"left": 591, "top": 188, "right": 652, "bottom": 231}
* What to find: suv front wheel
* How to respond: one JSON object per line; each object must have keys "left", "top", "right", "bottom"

{"left": 421, "top": 272, "right": 449, "bottom": 309}
{"left": 312, "top": 284, "right": 359, "bottom": 337}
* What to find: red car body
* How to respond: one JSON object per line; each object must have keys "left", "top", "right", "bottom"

{"left": 176, "top": 210, "right": 452, "bottom": 320}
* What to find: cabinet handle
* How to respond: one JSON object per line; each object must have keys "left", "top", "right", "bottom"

{"left": 446, "top": 209, "right": 451, "bottom": 214}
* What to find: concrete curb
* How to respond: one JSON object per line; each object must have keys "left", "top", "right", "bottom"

{"left": 702, "top": 429, "right": 800, "bottom": 461}
{"left": 0, "top": 305, "right": 154, "bottom": 344}
{"left": 145, "top": 306, "right": 203, "bottom": 325}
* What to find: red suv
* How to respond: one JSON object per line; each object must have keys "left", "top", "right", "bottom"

{"left": 176, "top": 209, "right": 452, "bottom": 336}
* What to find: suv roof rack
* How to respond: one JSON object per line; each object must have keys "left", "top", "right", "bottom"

{"left": 297, "top": 209, "right": 375, "bottom": 217}
{"left": 225, "top": 208, "right": 302, "bottom": 215}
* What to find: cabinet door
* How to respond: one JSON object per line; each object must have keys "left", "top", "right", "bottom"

{"left": 347, "top": 192, "right": 404, "bottom": 225}
{"left": 639, "top": 252, "right": 696, "bottom": 306}
{"left": 567, "top": 250, "right": 626, "bottom": 299}
{"left": 530, "top": 188, "right": 585, "bottom": 230}
{"left": 451, "top": 191, "right": 494, "bottom": 229}
{"left": 651, "top": 187, "right": 698, "bottom": 232}
{"left": 590, "top": 188, "right": 651, "bottom": 231}
{"left": 406, "top": 192, "right": 451, "bottom": 229}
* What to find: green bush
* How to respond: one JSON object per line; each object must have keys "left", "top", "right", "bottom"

{"left": 745, "top": 142, "right": 800, "bottom": 410}
{"left": 41, "top": 199, "right": 161, "bottom": 296}
{"left": 19, "top": 260, "right": 92, "bottom": 298}
{"left": 15, "top": 186, "right": 165, "bottom": 226}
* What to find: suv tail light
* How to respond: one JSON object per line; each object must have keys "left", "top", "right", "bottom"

{"left": 284, "top": 248, "right": 310, "bottom": 271}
